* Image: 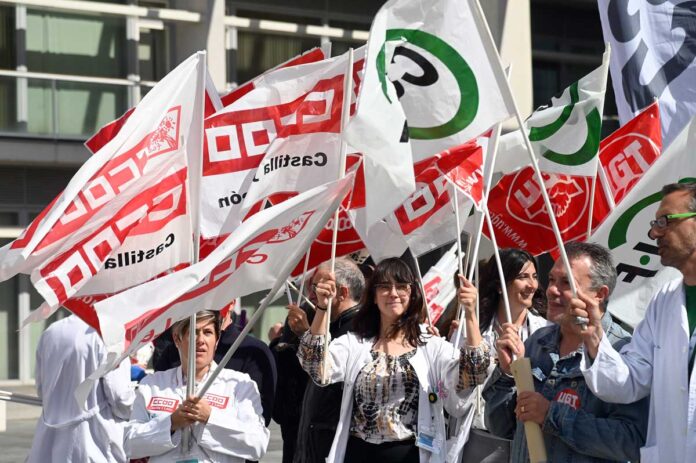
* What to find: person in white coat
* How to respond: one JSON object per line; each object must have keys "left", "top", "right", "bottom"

{"left": 27, "top": 314, "right": 135, "bottom": 463}
{"left": 125, "top": 310, "right": 269, "bottom": 462}
{"left": 573, "top": 182, "right": 696, "bottom": 463}
{"left": 298, "top": 257, "right": 490, "bottom": 463}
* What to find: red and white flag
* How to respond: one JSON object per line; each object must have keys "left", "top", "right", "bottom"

{"left": 220, "top": 46, "right": 329, "bottom": 107}
{"left": 91, "top": 175, "right": 353, "bottom": 365}
{"left": 201, "top": 48, "right": 365, "bottom": 242}
{"left": 484, "top": 102, "right": 662, "bottom": 256}
{"left": 421, "top": 243, "right": 459, "bottom": 325}
{"left": 0, "top": 52, "right": 206, "bottom": 323}
{"left": 84, "top": 68, "right": 221, "bottom": 155}
{"left": 355, "top": 145, "right": 478, "bottom": 262}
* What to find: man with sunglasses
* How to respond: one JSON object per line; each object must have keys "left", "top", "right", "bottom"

{"left": 573, "top": 182, "right": 696, "bottom": 463}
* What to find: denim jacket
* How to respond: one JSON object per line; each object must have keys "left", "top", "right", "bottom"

{"left": 483, "top": 312, "right": 649, "bottom": 462}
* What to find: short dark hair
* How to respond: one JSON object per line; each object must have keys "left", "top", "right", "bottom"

{"left": 564, "top": 241, "right": 616, "bottom": 309}
{"left": 352, "top": 257, "right": 426, "bottom": 346}
{"left": 662, "top": 182, "right": 696, "bottom": 212}
{"left": 478, "top": 248, "right": 546, "bottom": 329}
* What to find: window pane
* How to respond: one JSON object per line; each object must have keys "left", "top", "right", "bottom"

{"left": 237, "top": 31, "right": 320, "bottom": 84}
{"left": 0, "top": 238, "right": 18, "bottom": 380}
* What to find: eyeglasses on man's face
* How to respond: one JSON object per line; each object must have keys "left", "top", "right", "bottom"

{"left": 374, "top": 282, "right": 412, "bottom": 295}
{"left": 647, "top": 212, "right": 696, "bottom": 239}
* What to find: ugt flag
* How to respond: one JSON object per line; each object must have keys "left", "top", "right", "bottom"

{"left": 591, "top": 115, "right": 696, "bottom": 328}
{"left": 0, "top": 52, "right": 206, "bottom": 323}
{"left": 597, "top": 1, "right": 696, "bottom": 148}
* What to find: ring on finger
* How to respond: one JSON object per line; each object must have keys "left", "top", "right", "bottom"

{"left": 521, "top": 405, "right": 526, "bottom": 413}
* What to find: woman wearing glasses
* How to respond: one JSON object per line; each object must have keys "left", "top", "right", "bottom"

{"left": 298, "top": 257, "right": 489, "bottom": 463}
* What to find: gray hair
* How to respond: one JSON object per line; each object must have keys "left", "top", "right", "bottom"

{"left": 334, "top": 257, "right": 365, "bottom": 302}
{"left": 662, "top": 182, "right": 696, "bottom": 212}
{"left": 171, "top": 310, "right": 221, "bottom": 341}
{"left": 564, "top": 241, "right": 617, "bottom": 309}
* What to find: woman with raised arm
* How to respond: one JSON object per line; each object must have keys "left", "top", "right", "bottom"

{"left": 125, "top": 310, "right": 269, "bottom": 463}
{"left": 298, "top": 257, "right": 489, "bottom": 463}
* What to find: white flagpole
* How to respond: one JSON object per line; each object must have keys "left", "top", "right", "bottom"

{"left": 321, "top": 48, "right": 354, "bottom": 385}
{"left": 183, "top": 51, "right": 207, "bottom": 454}
{"left": 287, "top": 280, "right": 317, "bottom": 310}
{"left": 468, "top": 3, "right": 551, "bottom": 460}
{"left": 586, "top": 164, "right": 599, "bottom": 239}
{"left": 451, "top": 119, "right": 503, "bottom": 352}
{"left": 296, "top": 250, "right": 313, "bottom": 307}
{"left": 484, "top": 207, "right": 513, "bottom": 324}
{"left": 451, "top": 186, "right": 468, "bottom": 339}
{"left": 412, "top": 255, "right": 434, "bottom": 327}
{"left": 597, "top": 165, "right": 616, "bottom": 209}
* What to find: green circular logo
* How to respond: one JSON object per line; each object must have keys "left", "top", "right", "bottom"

{"left": 377, "top": 29, "right": 478, "bottom": 140}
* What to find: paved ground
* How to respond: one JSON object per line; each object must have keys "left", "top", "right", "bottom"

{"left": 0, "top": 385, "right": 283, "bottom": 463}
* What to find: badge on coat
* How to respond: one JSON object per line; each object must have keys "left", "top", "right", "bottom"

{"left": 554, "top": 388, "right": 581, "bottom": 410}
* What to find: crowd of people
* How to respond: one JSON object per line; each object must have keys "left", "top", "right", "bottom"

{"left": 26, "top": 181, "right": 696, "bottom": 462}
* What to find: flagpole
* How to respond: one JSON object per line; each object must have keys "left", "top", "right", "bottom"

{"left": 469, "top": 2, "right": 550, "bottom": 460}
{"left": 451, "top": 120, "right": 503, "bottom": 353}
{"left": 183, "top": 50, "right": 207, "bottom": 453}
{"left": 586, "top": 163, "right": 599, "bottom": 239}
{"left": 321, "top": 47, "right": 354, "bottom": 385}
{"left": 412, "top": 254, "right": 434, "bottom": 327}
{"left": 484, "top": 207, "right": 513, "bottom": 324}
{"left": 451, "top": 186, "right": 469, "bottom": 341}
{"left": 597, "top": 164, "right": 616, "bottom": 209}
{"left": 287, "top": 280, "right": 317, "bottom": 310}
{"left": 296, "top": 249, "right": 313, "bottom": 307}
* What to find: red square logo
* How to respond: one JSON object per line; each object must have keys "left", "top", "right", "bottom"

{"left": 252, "top": 129, "right": 269, "bottom": 147}
{"left": 216, "top": 135, "right": 231, "bottom": 153}
{"left": 67, "top": 265, "right": 84, "bottom": 287}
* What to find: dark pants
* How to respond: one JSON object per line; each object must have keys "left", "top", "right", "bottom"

{"left": 344, "top": 435, "right": 419, "bottom": 463}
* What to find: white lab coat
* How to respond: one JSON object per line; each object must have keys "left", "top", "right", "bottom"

{"left": 446, "top": 311, "right": 550, "bottom": 462}
{"left": 303, "top": 331, "right": 479, "bottom": 463}
{"left": 125, "top": 362, "right": 269, "bottom": 462}
{"left": 581, "top": 277, "right": 696, "bottom": 463}
{"left": 27, "top": 315, "right": 135, "bottom": 463}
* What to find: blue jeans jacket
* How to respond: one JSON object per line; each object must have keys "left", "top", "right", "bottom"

{"left": 483, "top": 312, "right": 648, "bottom": 462}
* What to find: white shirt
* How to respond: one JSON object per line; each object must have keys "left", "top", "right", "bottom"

{"left": 581, "top": 277, "right": 696, "bottom": 463}
{"left": 125, "top": 362, "right": 269, "bottom": 462}
{"left": 27, "top": 315, "right": 135, "bottom": 463}
{"left": 300, "top": 331, "right": 478, "bottom": 463}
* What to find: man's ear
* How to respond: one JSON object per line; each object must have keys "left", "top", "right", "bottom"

{"left": 595, "top": 285, "right": 610, "bottom": 311}
{"left": 339, "top": 285, "right": 349, "bottom": 301}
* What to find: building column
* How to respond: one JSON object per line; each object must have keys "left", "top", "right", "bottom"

{"left": 15, "top": 5, "right": 27, "bottom": 132}
{"left": 126, "top": 0, "right": 141, "bottom": 106}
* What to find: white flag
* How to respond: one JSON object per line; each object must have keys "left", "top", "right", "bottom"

{"left": 92, "top": 175, "right": 353, "bottom": 364}
{"left": 0, "top": 52, "right": 206, "bottom": 323}
{"left": 597, "top": 1, "right": 696, "bottom": 149}
{"left": 343, "top": 0, "right": 415, "bottom": 227}
{"left": 591, "top": 116, "right": 696, "bottom": 327}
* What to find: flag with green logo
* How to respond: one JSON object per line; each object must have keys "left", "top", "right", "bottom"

{"left": 591, "top": 115, "right": 696, "bottom": 327}
{"left": 531, "top": 47, "right": 609, "bottom": 176}
{"left": 497, "top": 48, "right": 610, "bottom": 177}
{"left": 349, "top": 0, "right": 515, "bottom": 165}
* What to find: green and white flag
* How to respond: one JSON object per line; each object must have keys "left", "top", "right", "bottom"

{"left": 360, "top": 0, "right": 515, "bottom": 163}
{"left": 590, "top": 115, "right": 696, "bottom": 327}
{"left": 497, "top": 47, "right": 610, "bottom": 176}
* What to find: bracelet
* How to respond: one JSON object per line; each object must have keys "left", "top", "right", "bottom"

{"left": 315, "top": 305, "right": 327, "bottom": 311}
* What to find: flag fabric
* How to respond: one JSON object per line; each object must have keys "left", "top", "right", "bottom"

{"left": 84, "top": 69, "right": 221, "bottom": 155}
{"left": 591, "top": 115, "right": 696, "bottom": 327}
{"left": 342, "top": 0, "right": 415, "bottom": 227}
{"left": 91, "top": 175, "right": 353, "bottom": 368}
{"left": 201, "top": 49, "right": 365, "bottom": 242}
{"left": 365, "top": 0, "right": 515, "bottom": 162}
{"left": 597, "top": 0, "right": 696, "bottom": 149}
{"left": 354, "top": 146, "right": 477, "bottom": 262}
{"left": 422, "top": 243, "right": 458, "bottom": 325}
{"left": 495, "top": 49, "right": 610, "bottom": 176}
{"left": 598, "top": 101, "right": 662, "bottom": 205}
{"left": 0, "top": 52, "right": 206, "bottom": 323}
{"left": 220, "top": 46, "right": 330, "bottom": 107}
